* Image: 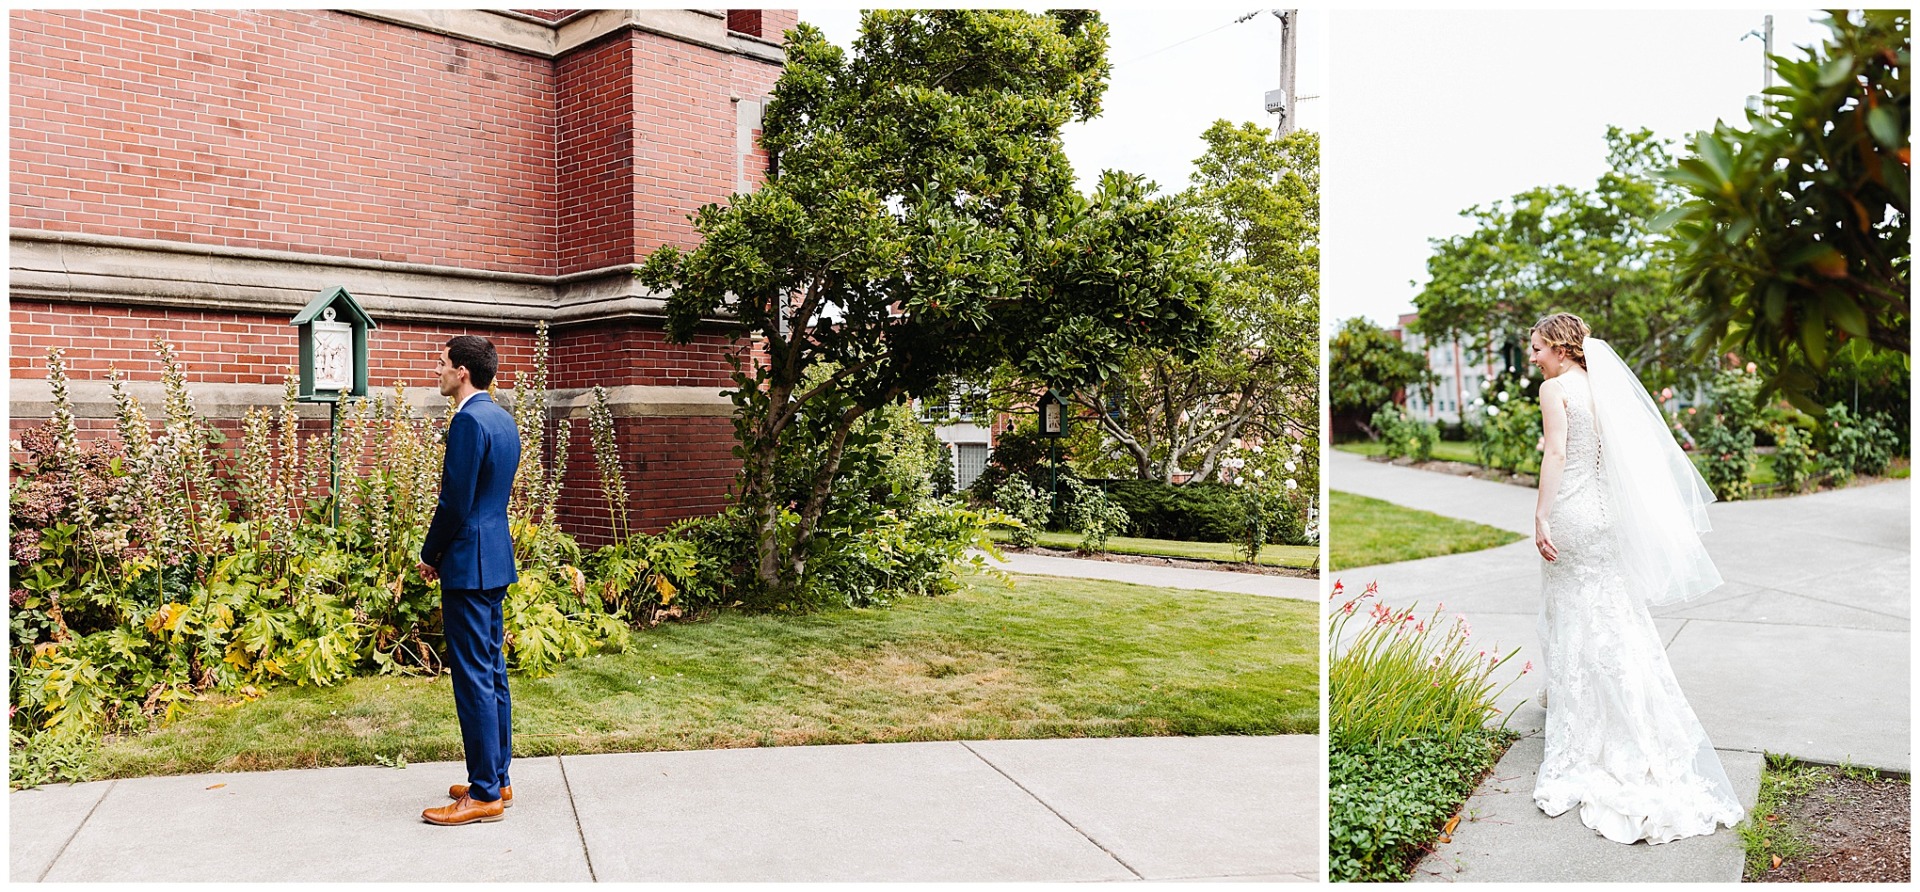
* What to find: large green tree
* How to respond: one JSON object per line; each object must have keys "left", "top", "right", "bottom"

{"left": 1662, "top": 10, "right": 1909, "bottom": 412}
{"left": 1065, "top": 122, "right": 1319, "bottom": 484}
{"left": 1328, "top": 317, "right": 1432, "bottom": 438}
{"left": 638, "top": 11, "right": 1215, "bottom": 598}
{"left": 1413, "top": 128, "right": 1697, "bottom": 391}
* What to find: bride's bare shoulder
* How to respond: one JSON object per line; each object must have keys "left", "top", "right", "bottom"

{"left": 1539, "top": 376, "right": 1566, "bottom": 400}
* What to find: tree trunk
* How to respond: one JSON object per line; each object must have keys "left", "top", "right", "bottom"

{"left": 748, "top": 383, "right": 793, "bottom": 596}
{"left": 787, "top": 399, "right": 876, "bottom": 592}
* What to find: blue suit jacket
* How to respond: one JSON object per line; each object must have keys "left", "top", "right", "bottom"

{"left": 421, "top": 392, "right": 521, "bottom": 591}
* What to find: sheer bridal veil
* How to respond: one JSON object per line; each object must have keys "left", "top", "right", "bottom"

{"left": 1584, "top": 337, "right": 1724, "bottom": 606}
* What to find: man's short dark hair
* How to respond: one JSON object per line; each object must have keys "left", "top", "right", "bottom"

{"left": 446, "top": 335, "right": 499, "bottom": 389}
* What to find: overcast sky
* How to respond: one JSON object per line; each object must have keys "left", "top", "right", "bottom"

{"left": 795, "top": 8, "right": 1328, "bottom": 196}
{"left": 1320, "top": 9, "right": 1836, "bottom": 332}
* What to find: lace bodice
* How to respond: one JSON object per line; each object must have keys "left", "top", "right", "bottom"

{"left": 1546, "top": 373, "right": 1610, "bottom": 579}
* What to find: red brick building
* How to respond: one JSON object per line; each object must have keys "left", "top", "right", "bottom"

{"left": 10, "top": 9, "right": 798, "bottom": 542}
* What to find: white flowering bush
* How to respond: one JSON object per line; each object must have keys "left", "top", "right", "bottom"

{"left": 1470, "top": 374, "right": 1540, "bottom": 473}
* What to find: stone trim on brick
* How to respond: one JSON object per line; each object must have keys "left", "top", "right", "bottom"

{"left": 342, "top": 8, "right": 784, "bottom": 63}
{"left": 10, "top": 228, "right": 684, "bottom": 328}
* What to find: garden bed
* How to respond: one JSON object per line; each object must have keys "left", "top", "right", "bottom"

{"left": 1361, "top": 450, "right": 1911, "bottom": 500}
{"left": 1745, "top": 757, "right": 1911, "bottom": 883}
{"left": 998, "top": 544, "right": 1317, "bottom": 578}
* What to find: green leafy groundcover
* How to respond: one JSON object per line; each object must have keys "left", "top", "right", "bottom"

{"left": 1328, "top": 729, "right": 1517, "bottom": 883}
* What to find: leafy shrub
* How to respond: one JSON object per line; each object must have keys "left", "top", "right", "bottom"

{"left": 1329, "top": 581, "right": 1526, "bottom": 747}
{"left": 1232, "top": 482, "right": 1287, "bottom": 563}
{"left": 990, "top": 477, "right": 1051, "bottom": 547}
{"left": 1372, "top": 403, "right": 1437, "bottom": 462}
{"left": 1328, "top": 580, "right": 1528, "bottom": 881}
{"left": 1103, "top": 479, "right": 1243, "bottom": 542}
{"left": 1061, "top": 477, "right": 1130, "bottom": 553}
{"left": 723, "top": 391, "right": 1007, "bottom": 611}
{"left": 1695, "top": 409, "right": 1756, "bottom": 501}
{"left": 967, "top": 420, "right": 1052, "bottom": 500}
{"left": 1329, "top": 729, "right": 1514, "bottom": 883}
{"left": 1771, "top": 422, "right": 1819, "bottom": 494}
{"left": 661, "top": 509, "right": 757, "bottom": 607}
{"left": 1710, "top": 361, "right": 1770, "bottom": 438}
{"left": 1471, "top": 392, "right": 1541, "bottom": 474}
{"left": 8, "top": 329, "right": 624, "bottom": 785}
{"left": 1819, "top": 404, "right": 1899, "bottom": 483}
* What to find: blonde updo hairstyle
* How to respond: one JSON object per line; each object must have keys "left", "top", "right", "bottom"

{"left": 1531, "top": 313, "right": 1590, "bottom": 369}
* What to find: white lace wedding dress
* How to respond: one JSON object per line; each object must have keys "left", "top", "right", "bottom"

{"left": 1533, "top": 372, "right": 1745, "bottom": 844}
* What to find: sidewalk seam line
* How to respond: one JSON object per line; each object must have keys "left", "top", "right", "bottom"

{"left": 958, "top": 741, "right": 1144, "bottom": 881}
{"left": 1663, "top": 618, "right": 1691, "bottom": 650}
{"left": 1719, "top": 581, "right": 1913, "bottom": 622}
{"left": 37, "top": 778, "right": 116, "bottom": 882}
{"left": 557, "top": 755, "right": 598, "bottom": 882}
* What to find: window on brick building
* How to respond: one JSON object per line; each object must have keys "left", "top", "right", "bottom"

{"left": 728, "top": 10, "right": 763, "bottom": 37}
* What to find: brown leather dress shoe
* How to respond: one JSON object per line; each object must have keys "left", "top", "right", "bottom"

{"left": 448, "top": 783, "right": 513, "bottom": 808}
{"left": 422, "top": 794, "right": 505, "bottom": 825}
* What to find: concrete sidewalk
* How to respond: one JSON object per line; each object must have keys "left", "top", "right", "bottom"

{"left": 1329, "top": 449, "right": 1537, "bottom": 536}
{"left": 1332, "top": 454, "right": 1910, "bottom": 881}
{"left": 984, "top": 550, "right": 1318, "bottom": 600}
{"left": 10, "top": 735, "right": 1319, "bottom": 883}
{"left": 1412, "top": 737, "right": 1764, "bottom": 883}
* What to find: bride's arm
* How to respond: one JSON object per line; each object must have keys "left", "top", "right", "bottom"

{"left": 1534, "top": 377, "right": 1568, "bottom": 562}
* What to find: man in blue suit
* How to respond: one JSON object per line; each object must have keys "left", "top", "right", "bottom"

{"left": 417, "top": 335, "right": 521, "bottom": 825}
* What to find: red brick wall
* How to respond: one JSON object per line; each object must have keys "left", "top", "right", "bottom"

{"left": 9, "top": 9, "right": 557, "bottom": 274}
{"left": 556, "top": 31, "right": 636, "bottom": 275}
{"left": 556, "top": 414, "right": 737, "bottom": 543}
{"left": 11, "top": 9, "right": 795, "bottom": 538}
{"left": 631, "top": 29, "right": 736, "bottom": 259}
{"left": 726, "top": 10, "right": 763, "bottom": 37}
{"left": 9, "top": 300, "right": 535, "bottom": 389}
{"left": 758, "top": 11, "right": 800, "bottom": 41}
{"left": 550, "top": 322, "right": 739, "bottom": 390}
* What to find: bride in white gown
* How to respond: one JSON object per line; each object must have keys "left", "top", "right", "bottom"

{"left": 1526, "top": 312, "right": 1745, "bottom": 845}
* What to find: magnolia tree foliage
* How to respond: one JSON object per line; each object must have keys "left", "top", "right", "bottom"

{"left": 637, "top": 11, "right": 1215, "bottom": 597}
{"left": 1064, "top": 122, "right": 1318, "bottom": 484}
{"left": 1328, "top": 317, "right": 1433, "bottom": 438}
{"left": 1662, "top": 10, "right": 1909, "bottom": 412}
{"left": 1414, "top": 128, "right": 1698, "bottom": 392}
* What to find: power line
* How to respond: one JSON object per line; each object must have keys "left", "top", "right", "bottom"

{"left": 1115, "top": 11, "right": 1264, "bottom": 66}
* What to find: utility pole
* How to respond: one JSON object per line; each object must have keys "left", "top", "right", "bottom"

{"left": 1278, "top": 10, "right": 1297, "bottom": 135}
{"left": 1743, "top": 14, "right": 1774, "bottom": 112}
{"left": 1261, "top": 9, "right": 1300, "bottom": 135}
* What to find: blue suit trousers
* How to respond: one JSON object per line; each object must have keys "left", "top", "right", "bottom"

{"left": 443, "top": 585, "right": 512, "bottom": 802}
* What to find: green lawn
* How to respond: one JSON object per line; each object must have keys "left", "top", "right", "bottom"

{"left": 1335, "top": 440, "right": 1482, "bottom": 464}
{"left": 85, "top": 574, "right": 1319, "bottom": 781}
{"left": 1329, "top": 490, "right": 1524, "bottom": 571}
{"left": 991, "top": 529, "right": 1316, "bottom": 569}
